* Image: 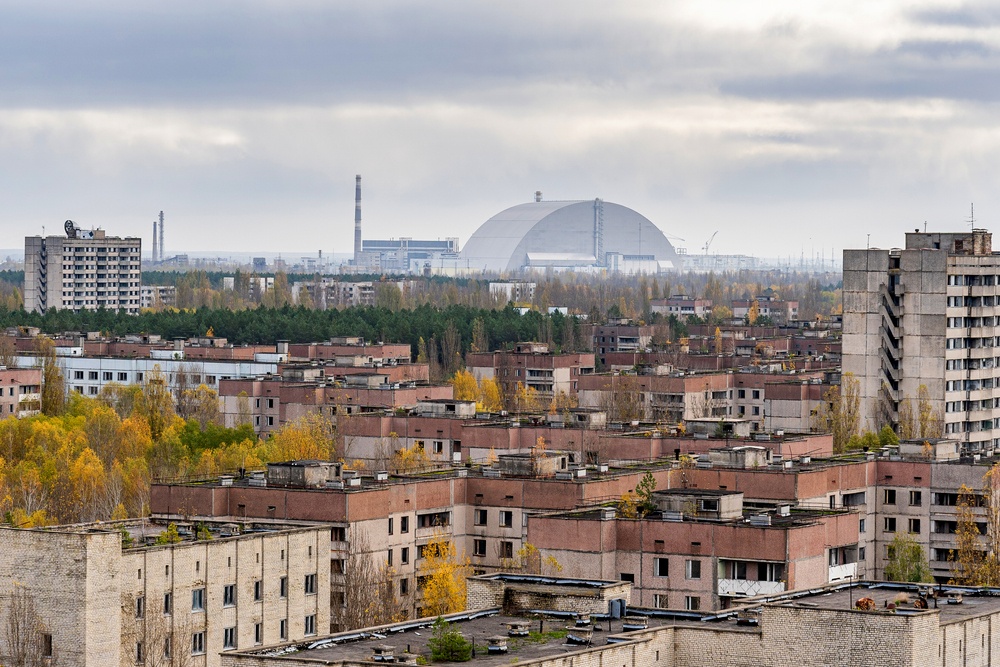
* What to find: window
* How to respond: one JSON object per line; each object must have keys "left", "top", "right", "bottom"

{"left": 418, "top": 511, "right": 450, "bottom": 528}
{"left": 685, "top": 560, "right": 701, "bottom": 579}
{"left": 752, "top": 390, "right": 760, "bottom": 399}
{"left": 192, "top": 588, "right": 205, "bottom": 611}
{"left": 859, "top": 518, "right": 866, "bottom": 534}
{"left": 474, "top": 509, "right": 488, "bottom": 526}
{"left": 280, "top": 576, "right": 288, "bottom": 598}
{"left": 305, "top": 573, "right": 317, "bottom": 595}
{"left": 685, "top": 596, "right": 701, "bottom": 611}
{"left": 401, "top": 516, "right": 409, "bottom": 533}
{"left": 653, "top": 594, "right": 669, "bottom": 609}
{"left": 388, "top": 517, "right": 394, "bottom": 535}
{"left": 305, "top": 614, "right": 317, "bottom": 636}
{"left": 910, "top": 491, "right": 922, "bottom": 506}
{"left": 655, "top": 557, "right": 669, "bottom": 577}
{"left": 103, "top": 371, "right": 112, "bottom": 381}
{"left": 135, "top": 595, "right": 145, "bottom": 619}
{"left": 499, "top": 511, "right": 514, "bottom": 528}
{"left": 253, "top": 580, "right": 262, "bottom": 601}
{"left": 88, "top": 371, "right": 98, "bottom": 380}
{"left": 884, "top": 517, "right": 897, "bottom": 533}
{"left": 191, "top": 632, "right": 205, "bottom": 655}
{"left": 223, "top": 627, "right": 236, "bottom": 650}
{"left": 223, "top": 584, "right": 236, "bottom": 607}
{"left": 500, "top": 541, "right": 514, "bottom": 559}
{"left": 401, "top": 547, "right": 409, "bottom": 565}
{"left": 620, "top": 572, "right": 635, "bottom": 583}
{"left": 909, "top": 519, "right": 922, "bottom": 534}
{"left": 388, "top": 549, "right": 393, "bottom": 566}
{"left": 737, "top": 389, "right": 746, "bottom": 399}
{"left": 119, "top": 372, "right": 128, "bottom": 381}
{"left": 135, "top": 641, "right": 144, "bottom": 664}
{"left": 163, "top": 592, "right": 172, "bottom": 615}
{"left": 400, "top": 578, "right": 409, "bottom": 595}
{"left": 884, "top": 489, "right": 896, "bottom": 504}
{"left": 434, "top": 441, "right": 443, "bottom": 454}
{"left": 474, "top": 539, "right": 487, "bottom": 557}
{"left": 859, "top": 547, "right": 866, "bottom": 561}
{"left": 74, "top": 371, "right": 83, "bottom": 380}
{"left": 42, "top": 634, "right": 53, "bottom": 657}
{"left": 255, "top": 622, "right": 263, "bottom": 645}
{"left": 279, "top": 619, "right": 288, "bottom": 640}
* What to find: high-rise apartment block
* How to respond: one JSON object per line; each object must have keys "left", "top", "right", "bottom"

{"left": 844, "top": 228, "right": 997, "bottom": 452}
{"left": 24, "top": 223, "right": 142, "bottom": 314}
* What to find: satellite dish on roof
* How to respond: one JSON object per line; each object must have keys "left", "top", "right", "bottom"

{"left": 64, "top": 220, "right": 77, "bottom": 238}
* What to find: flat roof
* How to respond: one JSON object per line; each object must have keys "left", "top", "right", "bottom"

{"left": 770, "top": 582, "right": 1000, "bottom": 624}
{"left": 238, "top": 609, "right": 678, "bottom": 665}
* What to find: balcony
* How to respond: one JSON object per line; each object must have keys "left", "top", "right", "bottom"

{"left": 828, "top": 562, "right": 857, "bottom": 582}
{"left": 718, "top": 579, "right": 785, "bottom": 598}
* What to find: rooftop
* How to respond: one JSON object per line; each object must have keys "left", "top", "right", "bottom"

{"left": 237, "top": 608, "right": 679, "bottom": 665}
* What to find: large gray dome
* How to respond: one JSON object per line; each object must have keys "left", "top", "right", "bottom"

{"left": 461, "top": 199, "right": 677, "bottom": 274}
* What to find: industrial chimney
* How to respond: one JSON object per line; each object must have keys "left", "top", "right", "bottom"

{"left": 152, "top": 219, "right": 159, "bottom": 263}
{"left": 159, "top": 211, "right": 165, "bottom": 262}
{"left": 353, "top": 175, "right": 362, "bottom": 264}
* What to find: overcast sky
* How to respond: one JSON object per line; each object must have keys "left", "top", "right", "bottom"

{"left": 3, "top": 0, "right": 1000, "bottom": 261}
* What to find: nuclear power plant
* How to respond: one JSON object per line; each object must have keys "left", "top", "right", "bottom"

{"left": 343, "top": 178, "right": 678, "bottom": 275}
{"left": 347, "top": 175, "right": 460, "bottom": 274}
{"left": 459, "top": 194, "right": 678, "bottom": 274}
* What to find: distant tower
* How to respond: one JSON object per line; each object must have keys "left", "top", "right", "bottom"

{"left": 353, "top": 175, "right": 362, "bottom": 264}
{"left": 158, "top": 211, "right": 165, "bottom": 261}
{"left": 152, "top": 219, "right": 159, "bottom": 262}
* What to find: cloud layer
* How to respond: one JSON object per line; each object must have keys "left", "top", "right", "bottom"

{"left": 2, "top": 1, "right": 1000, "bottom": 259}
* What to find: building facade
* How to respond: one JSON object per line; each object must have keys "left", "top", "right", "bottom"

{"left": 843, "top": 229, "right": 996, "bottom": 451}
{"left": 0, "top": 519, "right": 330, "bottom": 667}
{"left": 24, "top": 226, "right": 142, "bottom": 314}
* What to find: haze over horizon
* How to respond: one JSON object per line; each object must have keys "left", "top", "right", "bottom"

{"left": 3, "top": 1, "right": 1000, "bottom": 259}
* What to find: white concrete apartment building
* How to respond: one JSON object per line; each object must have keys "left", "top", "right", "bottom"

{"left": 844, "top": 228, "right": 1000, "bottom": 452}
{"left": 15, "top": 350, "right": 282, "bottom": 399}
{"left": 0, "top": 519, "right": 330, "bottom": 667}
{"left": 24, "top": 224, "right": 142, "bottom": 314}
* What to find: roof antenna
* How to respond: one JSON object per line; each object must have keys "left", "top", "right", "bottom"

{"left": 924, "top": 221, "right": 927, "bottom": 233}
{"left": 969, "top": 203, "right": 976, "bottom": 231}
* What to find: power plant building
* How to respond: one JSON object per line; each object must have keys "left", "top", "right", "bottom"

{"left": 24, "top": 222, "right": 142, "bottom": 314}
{"left": 348, "top": 175, "right": 460, "bottom": 274}
{"left": 460, "top": 197, "right": 679, "bottom": 274}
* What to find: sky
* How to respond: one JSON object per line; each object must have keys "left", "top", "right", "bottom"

{"left": 3, "top": 1, "right": 1000, "bottom": 261}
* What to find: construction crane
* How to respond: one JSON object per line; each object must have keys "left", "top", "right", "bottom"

{"left": 703, "top": 231, "right": 718, "bottom": 255}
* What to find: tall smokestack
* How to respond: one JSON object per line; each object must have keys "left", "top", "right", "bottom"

{"left": 152, "top": 220, "right": 158, "bottom": 263}
{"left": 158, "top": 211, "right": 165, "bottom": 261}
{"left": 353, "top": 175, "right": 362, "bottom": 264}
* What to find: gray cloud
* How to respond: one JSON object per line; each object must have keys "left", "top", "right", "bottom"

{"left": 0, "top": 1, "right": 999, "bottom": 259}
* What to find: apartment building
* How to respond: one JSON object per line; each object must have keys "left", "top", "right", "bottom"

{"left": 650, "top": 296, "right": 714, "bottom": 318}
{"left": 528, "top": 488, "right": 859, "bottom": 611}
{"left": 221, "top": 579, "right": 1000, "bottom": 667}
{"left": 16, "top": 350, "right": 281, "bottom": 399}
{"left": 466, "top": 342, "right": 595, "bottom": 399}
{"left": 844, "top": 228, "right": 999, "bottom": 451}
{"left": 0, "top": 366, "right": 42, "bottom": 418}
{"left": 217, "top": 375, "right": 453, "bottom": 435}
{"left": 286, "top": 338, "right": 412, "bottom": 364}
{"left": 24, "top": 225, "right": 142, "bottom": 314}
{"left": 0, "top": 518, "right": 330, "bottom": 667}
{"left": 139, "top": 284, "right": 177, "bottom": 309}
{"left": 593, "top": 324, "right": 654, "bottom": 356}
